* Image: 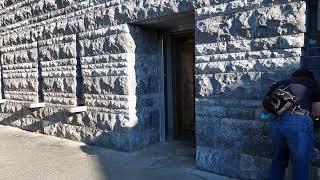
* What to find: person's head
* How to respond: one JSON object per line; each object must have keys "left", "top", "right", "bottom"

{"left": 292, "top": 68, "right": 315, "bottom": 80}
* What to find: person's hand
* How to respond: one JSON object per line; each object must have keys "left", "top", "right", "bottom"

{"left": 261, "top": 106, "right": 268, "bottom": 113}
{"left": 260, "top": 113, "right": 272, "bottom": 120}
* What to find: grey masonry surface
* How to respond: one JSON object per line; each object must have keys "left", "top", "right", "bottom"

{"left": 0, "top": 0, "right": 314, "bottom": 179}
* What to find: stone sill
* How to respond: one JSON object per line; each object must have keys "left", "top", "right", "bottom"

{"left": 68, "top": 106, "right": 87, "bottom": 113}
{"left": 0, "top": 99, "right": 6, "bottom": 104}
{"left": 29, "top": 102, "right": 46, "bottom": 109}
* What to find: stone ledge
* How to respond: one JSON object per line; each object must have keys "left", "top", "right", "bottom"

{"left": 0, "top": 99, "right": 6, "bottom": 104}
{"left": 68, "top": 106, "right": 87, "bottom": 113}
{"left": 29, "top": 102, "right": 46, "bottom": 109}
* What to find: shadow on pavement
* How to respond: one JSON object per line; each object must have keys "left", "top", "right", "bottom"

{"left": 79, "top": 141, "right": 226, "bottom": 180}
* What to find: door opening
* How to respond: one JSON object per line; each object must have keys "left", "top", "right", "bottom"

{"left": 133, "top": 12, "right": 196, "bottom": 144}
{"left": 164, "top": 31, "right": 195, "bottom": 143}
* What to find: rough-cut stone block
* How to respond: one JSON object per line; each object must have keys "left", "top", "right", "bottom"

{"left": 194, "top": 61, "right": 229, "bottom": 74}
{"left": 225, "top": 0, "right": 260, "bottom": 14}
{"left": 85, "top": 97, "right": 129, "bottom": 109}
{"left": 195, "top": 74, "right": 214, "bottom": 97}
{"left": 196, "top": 10, "right": 255, "bottom": 44}
{"left": 247, "top": 48, "right": 302, "bottom": 60}
{"left": 93, "top": 131, "right": 132, "bottom": 151}
{"left": 195, "top": 72, "right": 262, "bottom": 99}
{"left": 73, "top": 110, "right": 130, "bottom": 132}
{"left": 136, "top": 96, "right": 160, "bottom": 108}
{"left": 251, "top": 33, "right": 305, "bottom": 51}
{"left": 128, "top": 27, "right": 158, "bottom": 54}
{"left": 196, "top": 97, "right": 241, "bottom": 107}
{"left": 227, "top": 39, "right": 251, "bottom": 53}
{"left": 196, "top": 116, "right": 216, "bottom": 147}
{"left": 128, "top": 129, "right": 159, "bottom": 151}
{"left": 226, "top": 107, "right": 258, "bottom": 120}
{"left": 255, "top": 1, "right": 306, "bottom": 38}
{"left": 43, "top": 95, "right": 76, "bottom": 105}
{"left": 195, "top": 42, "right": 227, "bottom": 55}
{"left": 214, "top": 118, "right": 252, "bottom": 152}
{"left": 39, "top": 42, "right": 76, "bottom": 61}
{"left": 137, "top": 107, "right": 160, "bottom": 131}
{"left": 249, "top": 121, "right": 272, "bottom": 158}
{"left": 197, "top": 146, "right": 271, "bottom": 180}
{"left": 2, "top": 48, "right": 38, "bottom": 64}
{"left": 43, "top": 77, "right": 76, "bottom": 93}
{"left": 196, "top": 147, "right": 241, "bottom": 178}
{"left": 195, "top": 3, "right": 228, "bottom": 20}
{"left": 43, "top": 122, "right": 103, "bottom": 143}
{"left": 195, "top": 56, "right": 300, "bottom": 74}
{"left": 3, "top": 78, "right": 37, "bottom": 92}
{"left": 196, "top": 104, "right": 258, "bottom": 120}
{"left": 136, "top": 76, "right": 160, "bottom": 95}
{"left": 214, "top": 118, "right": 272, "bottom": 157}
{"left": 79, "top": 33, "right": 135, "bottom": 56}
{"left": 230, "top": 57, "right": 300, "bottom": 72}
{"left": 5, "top": 117, "right": 42, "bottom": 132}
{"left": 83, "top": 76, "right": 128, "bottom": 95}
{"left": 78, "top": 25, "right": 130, "bottom": 40}
{"left": 195, "top": 105, "right": 227, "bottom": 118}
{"left": 196, "top": 15, "right": 233, "bottom": 44}
{"left": 238, "top": 154, "right": 270, "bottom": 180}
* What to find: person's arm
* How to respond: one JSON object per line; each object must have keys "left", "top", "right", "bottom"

{"left": 313, "top": 102, "right": 320, "bottom": 120}
{"left": 312, "top": 82, "right": 320, "bottom": 120}
{"left": 261, "top": 106, "right": 268, "bottom": 113}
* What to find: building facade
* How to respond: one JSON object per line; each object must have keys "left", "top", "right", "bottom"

{"left": 0, "top": 0, "right": 319, "bottom": 179}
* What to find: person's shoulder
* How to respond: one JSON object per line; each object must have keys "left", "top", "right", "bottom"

{"left": 267, "top": 80, "right": 287, "bottom": 93}
{"left": 271, "top": 79, "right": 288, "bottom": 87}
{"left": 291, "top": 77, "right": 312, "bottom": 83}
{"left": 313, "top": 80, "right": 320, "bottom": 91}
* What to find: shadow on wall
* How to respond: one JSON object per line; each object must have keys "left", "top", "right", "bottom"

{"left": 0, "top": 106, "right": 70, "bottom": 133}
{"left": 0, "top": 106, "right": 42, "bottom": 132}
{"left": 80, "top": 24, "right": 162, "bottom": 179}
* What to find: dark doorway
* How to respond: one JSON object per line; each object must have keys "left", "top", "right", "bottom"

{"left": 133, "top": 12, "right": 195, "bottom": 143}
{"left": 169, "top": 32, "right": 195, "bottom": 143}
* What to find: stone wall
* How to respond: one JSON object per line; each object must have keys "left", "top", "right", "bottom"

{"left": 194, "top": 1, "right": 306, "bottom": 179}
{"left": 0, "top": 0, "right": 208, "bottom": 151}
{"left": 0, "top": 0, "right": 309, "bottom": 179}
{"left": 304, "top": 0, "right": 320, "bottom": 87}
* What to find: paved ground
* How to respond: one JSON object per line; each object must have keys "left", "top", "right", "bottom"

{"left": 0, "top": 125, "right": 231, "bottom": 180}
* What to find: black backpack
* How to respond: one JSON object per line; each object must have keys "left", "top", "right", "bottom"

{"left": 262, "top": 84, "right": 299, "bottom": 115}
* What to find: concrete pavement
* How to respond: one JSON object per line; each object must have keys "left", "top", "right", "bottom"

{"left": 0, "top": 125, "right": 231, "bottom": 180}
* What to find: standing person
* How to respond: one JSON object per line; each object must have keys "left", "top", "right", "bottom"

{"left": 261, "top": 69, "right": 320, "bottom": 180}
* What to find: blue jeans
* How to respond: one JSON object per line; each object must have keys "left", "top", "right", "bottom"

{"left": 269, "top": 112, "right": 314, "bottom": 180}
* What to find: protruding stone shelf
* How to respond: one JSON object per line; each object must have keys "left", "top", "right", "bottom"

{"left": 68, "top": 106, "right": 87, "bottom": 113}
{"left": 29, "top": 102, "right": 46, "bottom": 109}
{"left": 0, "top": 99, "right": 6, "bottom": 104}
